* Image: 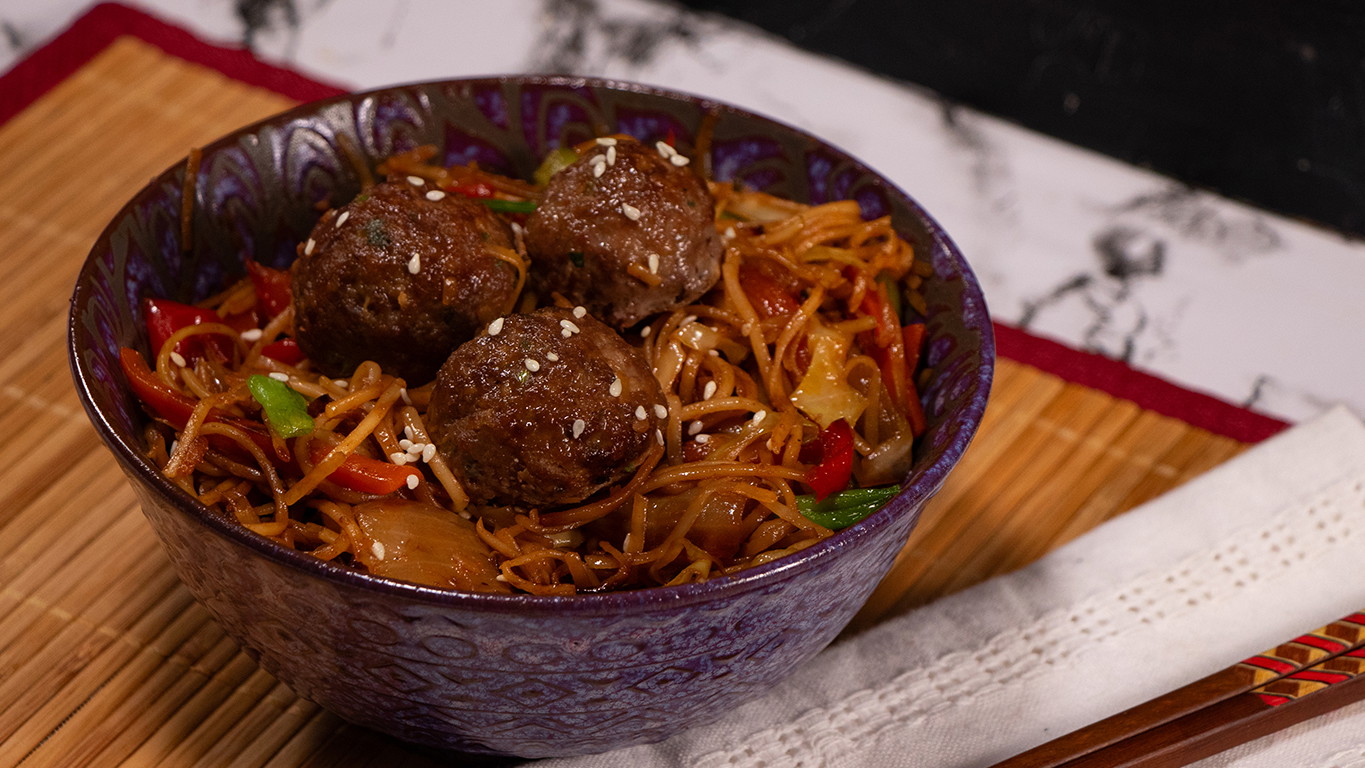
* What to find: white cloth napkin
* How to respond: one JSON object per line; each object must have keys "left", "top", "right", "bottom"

{"left": 537, "top": 405, "right": 1365, "bottom": 768}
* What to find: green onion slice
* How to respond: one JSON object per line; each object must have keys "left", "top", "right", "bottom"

{"left": 247, "top": 374, "right": 314, "bottom": 438}
{"left": 480, "top": 198, "right": 538, "bottom": 214}
{"left": 796, "top": 485, "right": 900, "bottom": 530}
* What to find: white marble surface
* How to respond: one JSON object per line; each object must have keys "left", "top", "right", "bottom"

{"left": 4, "top": 0, "right": 1363, "bottom": 423}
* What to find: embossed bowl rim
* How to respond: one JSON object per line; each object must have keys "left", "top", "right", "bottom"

{"left": 70, "top": 74, "right": 994, "bottom": 617}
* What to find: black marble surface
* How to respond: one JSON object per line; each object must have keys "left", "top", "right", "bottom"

{"left": 683, "top": 0, "right": 1365, "bottom": 238}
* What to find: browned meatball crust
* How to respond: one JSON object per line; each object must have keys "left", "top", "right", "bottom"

{"left": 525, "top": 138, "right": 722, "bottom": 328}
{"left": 426, "top": 306, "right": 666, "bottom": 507}
{"left": 291, "top": 178, "right": 521, "bottom": 383}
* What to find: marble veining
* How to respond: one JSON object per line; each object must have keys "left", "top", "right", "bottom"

{"left": 527, "top": 0, "right": 699, "bottom": 74}
{"left": 4, "top": 0, "right": 1363, "bottom": 424}
{"left": 235, "top": 0, "right": 302, "bottom": 53}
{"left": 1019, "top": 224, "right": 1169, "bottom": 365}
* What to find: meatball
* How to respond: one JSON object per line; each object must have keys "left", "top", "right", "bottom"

{"left": 525, "top": 137, "right": 722, "bottom": 328}
{"left": 426, "top": 306, "right": 666, "bottom": 507}
{"left": 291, "top": 178, "right": 521, "bottom": 383}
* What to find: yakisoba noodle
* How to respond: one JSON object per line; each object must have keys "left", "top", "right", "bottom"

{"left": 126, "top": 141, "right": 931, "bottom": 596}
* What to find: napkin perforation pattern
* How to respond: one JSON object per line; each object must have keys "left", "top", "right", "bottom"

{"left": 697, "top": 471, "right": 1365, "bottom": 768}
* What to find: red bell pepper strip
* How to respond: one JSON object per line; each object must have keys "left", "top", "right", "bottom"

{"left": 221, "top": 309, "right": 260, "bottom": 335}
{"left": 142, "top": 298, "right": 232, "bottom": 361}
{"left": 120, "top": 346, "right": 198, "bottom": 426}
{"left": 858, "top": 282, "right": 911, "bottom": 419}
{"left": 902, "top": 323, "right": 925, "bottom": 374}
{"left": 860, "top": 278, "right": 900, "bottom": 348}
{"left": 902, "top": 323, "right": 927, "bottom": 436}
{"left": 306, "top": 440, "right": 420, "bottom": 496}
{"left": 739, "top": 265, "right": 814, "bottom": 371}
{"left": 246, "top": 260, "right": 292, "bottom": 319}
{"left": 120, "top": 346, "right": 275, "bottom": 456}
{"left": 739, "top": 265, "right": 801, "bottom": 319}
{"left": 446, "top": 181, "right": 496, "bottom": 199}
{"left": 260, "top": 338, "right": 303, "bottom": 365}
{"left": 122, "top": 347, "right": 419, "bottom": 496}
{"left": 805, "top": 419, "right": 855, "bottom": 501}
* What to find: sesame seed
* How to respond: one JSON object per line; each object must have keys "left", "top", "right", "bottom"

{"left": 572, "top": 419, "right": 586, "bottom": 438}
{"left": 653, "top": 404, "right": 668, "bottom": 419}
{"left": 635, "top": 405, "right": 647, "bottom": 420}
{"left": 703, "top": 381, "right": 718, "bottom": 400}
{"left": 546, "top": 352, "right": 560, "bottom": 362}
{"left": 648, "top": 252, "right": 659, "bottom": 274}
{"left": 488, "top": 317, "right": 504, "bottom": 336}
{"left": 640, "top": 326, "right": 652, "bottom": 338}
{"left": 620, "top": 203, "right": 641, "bottom": 221}
{"left": 708, "top": 349, "right": 720, "bottom": 357}
{"left": 269, "top": 372, "right": 290, "bottom": 382}
{"left": 407, "top": 253, "right": 421, "bottom": 274}
{"left": 304, "top": 238, "right": 316, "bottom": 255}
{"left": 389, "top": 452, "right": 408, "bottom": 465}
{"left": 656, "top": 429, "right": 665, "bottom": 445}
{"left": 560, "top": 319, "right": 580, "bottom": 334}
{"left": 399, "top": 386, "right": 411, "bottom": 404}
{"left": 169, "top": 351, "right": 186, "bottom": 367}
{"left": 683, "top": 315, "right": 698, "bottom": 325}
{"left": 593, "top": 161, "right": 606, "bottom": 178}
{"left": 596, "top": 137, "right": 617, "bottom": 146}
{"left": 752, "top": 410, "right": 767, "bottom": 424}
{"left": 335, "top": 210, "right": 349, "bottom": 227}
{"left": 688, "top": 420, "right": 703, "bottom": 435}
{"left": 371, "top": 541, "right": 386, "bottom": 560}
{"left": 406, "top": 175, "right": 424, "bottom": 186}
{"left": 609, "top": 377, "right": 622, "bottom": 397}
{"left": 606, "top": 145, "right": 616, "bottom": 166}
{"left": 425, "top": 189, "right": 446, "bottom": 201}
{"left": 240, "top": 328, "right": 263, "bottom": 342}
{"left": 695, "top": 433, "right": 711, "bottom": 444}
{"left": 495, "top": 574, "right": 508, "bottom": 582}
{"left": 337, "top": 380, "right": 351, "bottom": 389}
{"left": 405, "top": 474, "right": 420, "bottom": 490}
{"left": 524, "top": 358, "right": 541, "bottom": 372}
{"left": 403, "top": 425, "right": 416, "bottom": 440}
{"left": 670, "top": 154, "right": 691, "bottom": 167}
{"left": 655, "top": 140, "right": 675, "bottom": 157}
{"left": 421, "top": 443, "right": 436, "bottom": 462}
{"left": 572, "top": 305, "right": 587, "bottom": 319}
{"left": 562, "top": 329, "right": 572, "bottom": 338}
{"left": 398, "top": 439, "right": 415, "bottom": 451}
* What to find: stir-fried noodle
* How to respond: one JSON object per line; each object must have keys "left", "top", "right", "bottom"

{"left": 125, "top": 144, "right": 932, "bottom": 595}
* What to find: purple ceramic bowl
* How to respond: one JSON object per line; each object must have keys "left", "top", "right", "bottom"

{"left": 68, "top": 75, "right": 993, "bottom": 758}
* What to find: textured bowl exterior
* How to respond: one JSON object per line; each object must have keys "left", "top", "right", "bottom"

{"left": 69, "top": 76, "right": 993, "bottom": 758}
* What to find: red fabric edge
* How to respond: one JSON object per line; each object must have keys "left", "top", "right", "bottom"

{"left": 993, "top": 323, "right": 1289, "bottom": 443}
{"left": 0, "top": 1, "right": 345, "bottom": 126}
{"left": 5, "top": 3, "right": 1291, "bottom": 444}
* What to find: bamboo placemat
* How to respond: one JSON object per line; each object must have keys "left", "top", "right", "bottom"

{"left": 0, "top": 33, "right": 1253, "bottom": 768}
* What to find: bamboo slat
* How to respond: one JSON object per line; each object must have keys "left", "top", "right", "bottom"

{"left": 0, "top": 35, "right": 1247, "bottom": 767}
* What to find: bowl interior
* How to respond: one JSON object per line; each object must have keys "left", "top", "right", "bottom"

{"left": 69, "top": 75, "right": 994, "bottom": 610}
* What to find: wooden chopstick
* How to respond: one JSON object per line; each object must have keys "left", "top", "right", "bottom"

{"left": 990, "top": 610, "right": 1365, "bottom": 768}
